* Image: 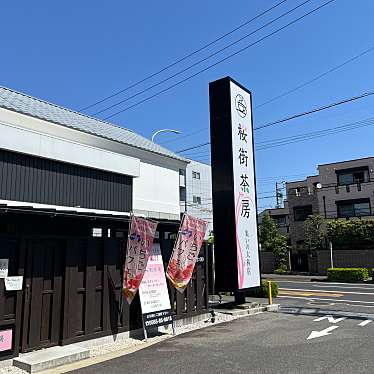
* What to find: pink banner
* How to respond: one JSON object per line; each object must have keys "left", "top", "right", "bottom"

{"left": 166, "top": 214, "right": 208, "bottom": 292}
{"left": 123, "top": 216, "right": 158, "bottom": 304}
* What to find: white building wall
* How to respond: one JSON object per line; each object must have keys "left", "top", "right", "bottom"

{"left": 0, "top": 108, "right": 186, "bottom": 220}
{"left": 133, "top": 161, "right": 181, "bottom": 219}
{"left": 183, "top": 160, "right": 213, "bottom": 237}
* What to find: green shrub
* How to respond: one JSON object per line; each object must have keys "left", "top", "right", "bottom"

{"left": 274, "top": 264, "right": 288, "bottom": 274}
{"left": 247, "top": 280, "right": 278, "bottom": 298}
{"left": 327, "top": 268, "right": 369, "bottom": 282}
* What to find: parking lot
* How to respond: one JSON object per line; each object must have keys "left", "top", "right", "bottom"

{"left": 71, "top": 311, "right": 374, "bottom": 374}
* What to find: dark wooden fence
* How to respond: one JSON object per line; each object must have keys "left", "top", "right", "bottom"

{"left": 0, "top": 234, "right": 210, "bottom": 358}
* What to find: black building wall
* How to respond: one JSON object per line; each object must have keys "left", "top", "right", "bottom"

{"left": 0, "top": 149, "right": 132, "bottom": 212}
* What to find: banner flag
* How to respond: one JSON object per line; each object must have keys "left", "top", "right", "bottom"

{"left": 123, "top": 216, "right": 158, "bottom": 304}
{"left": 166, "top": 214, "right": 208, "bottom": 293}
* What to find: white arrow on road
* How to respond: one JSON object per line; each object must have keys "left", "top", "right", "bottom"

{"left": 313, "top": 315, "right": 346, "bottom": 324}
{"left": 307, "top": 326, "right": 339, "bottom": 340}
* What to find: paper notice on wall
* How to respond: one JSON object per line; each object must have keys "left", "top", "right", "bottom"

{"left": 0, "top": 259, "right": 8, "bottom": 278}
{"left": 4, "top": 276, "right": 23, "bottom": 291}
{"left": 0, "top": 329, "right": 12, "bottom": 352}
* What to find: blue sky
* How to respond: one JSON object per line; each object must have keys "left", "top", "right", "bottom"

{"left": 1, "top": 0, "right": 374, "bottom": 209}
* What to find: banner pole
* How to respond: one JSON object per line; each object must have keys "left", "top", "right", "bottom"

{"left": 142, "top": 318, "right": 148, "bottom": 341}
{"left": 212, "top": 243, "right": 216, "bottom": 305}
{"left": 171, "top": 319, "right": 176, "bottom": 336}
{"left": 121, "top": 214, "right": 133, "bottom": 315}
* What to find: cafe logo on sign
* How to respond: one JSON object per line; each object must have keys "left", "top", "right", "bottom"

{"left": 235, "top": 94, "right": 247, "bottom": 118}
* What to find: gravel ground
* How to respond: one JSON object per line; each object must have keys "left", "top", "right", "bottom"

{"left": 90, "top": 311, "right": 239, "bottom": 357}
{"left": 0, "top": 311, "right": 246, "bottom": 374}
{"left": 0, "top": 365, "right": 25, "bottom": 374}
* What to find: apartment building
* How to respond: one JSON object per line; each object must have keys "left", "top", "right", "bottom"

{"left": 258, "top": 202, "right": 290, "bottom": 236}
{"left": 260, "top": 156, "right": 374, "bottom": 247}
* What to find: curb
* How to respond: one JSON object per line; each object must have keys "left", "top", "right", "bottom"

{"left": 279, "top": 306, "right": 374, "bottom": 320}
{"left": 216, "top": 304, "right": 279, "bottom": 317}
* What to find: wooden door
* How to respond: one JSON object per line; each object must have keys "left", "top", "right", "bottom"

{"left": 22, "top": 239, "right": 64, "bottom": 352}
{"left": 0, "top": 238, "right": 21, "bottom": 359}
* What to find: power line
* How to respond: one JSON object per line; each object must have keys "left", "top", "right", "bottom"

{"left": 92, "top": 0, "right": 313, "bottom": 116}
{"left": 256, "top": 117, "right": 374, "bottom": 150}
{"left": 254, "top": 90, "right": 374, "bottom": 130}
{"left": 255, "top": 45, "right": 374, "bottom": 109}
{"left": 102, "top": 0, "right": 336, "bottom": 120}
{"left": 161, "top": 44, "right": 374, "bottom": 146}
{"left": 79, "top": 0, "right": 289, "bottom": 112}
{"left": 184, "top": 117, "right": 374, "bottom": 158}
{"left": 178, "top": 142, "right": 210, "bottom": 153}
{"left": 176, "top": 89, "right": 374, "bottom": 153}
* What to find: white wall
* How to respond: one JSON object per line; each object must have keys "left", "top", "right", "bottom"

{"left": 0, "top": 107, "right": 186, "bottom": 219}
{"left": 133, "top": 161, "right": 180, "bottom": 219}
{"left": 0, "top": 120, "right": 140, "bottom": 177}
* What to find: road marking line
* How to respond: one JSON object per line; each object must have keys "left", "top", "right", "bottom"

{"left": 278, "top": 295, "right": 374, "bottom": 305}
{"left": 312, "top": 285, "right": 374, "bottom": 291}
{"left": 276, "top": 280, "right": 374, "bottom": 287}
{"left": 358, "top": 320, "right": 372, "bottom": 327}
{"left": 279, "top": 290, "right": 343, "bottom": 297}
{"left": 279, "top": 287, "right": 374, "bottom": 296}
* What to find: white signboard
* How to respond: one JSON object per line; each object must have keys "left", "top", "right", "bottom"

{"left": 139, "top": 243, "right": 171, "bottom": 314}
{"left": 0, "top": 259, "right": 9, "bottom": 278}
{"left": 230, "top": 80, "right": 260, "bottom": 289}
{"left": 4, "top": 276, "right": 23, "bottom": 291}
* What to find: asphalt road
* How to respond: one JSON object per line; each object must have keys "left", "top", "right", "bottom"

{"left": 275, "top": 280, "right": 374, "bottom": 315}
{"left": 71, "top": 312, "right": 374, "bottom": 374}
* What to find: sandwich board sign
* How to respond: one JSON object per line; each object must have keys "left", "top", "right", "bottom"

{"left": 209, "top": 77, "right": 260, "bottom": 292}
{"left": 139, "top": 243, "right": 174, "bottom": 338}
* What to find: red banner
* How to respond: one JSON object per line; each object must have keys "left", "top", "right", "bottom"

{"left": 166, "top": 214, "right": 208, "bottom": 292}
{"left": 123, "top": 216, "right": 158, "bottom": 304}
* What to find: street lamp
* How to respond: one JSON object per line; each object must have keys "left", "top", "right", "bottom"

{"left": 151, "top": 129, "right": 181, "bottom": 143}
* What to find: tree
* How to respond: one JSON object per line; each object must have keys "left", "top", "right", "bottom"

{"left": 304, "top": 214, "right": 326, "bottom": 251}
{"left": 327, "top": 219, "right": 374, "bottom": 248}
{"left": 259, "top": 212, "right": 278, "bottom": 251}
{"left": 259, "top": 212, "right": 289, "bottom": 271}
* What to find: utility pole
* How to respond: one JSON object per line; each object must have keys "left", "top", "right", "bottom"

{"left": 329, "top": 241, "right": 334, "bottom": 269}
{"left": 275, "top": 182, "right": 284, "bottom": 209}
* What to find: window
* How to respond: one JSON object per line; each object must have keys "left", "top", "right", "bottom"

{"left": 294, "top": 205, "right": 313, "bottom": 221}
{"left": 179, "top": 187, "right": 186, "bottom": 201}
{"left": 273, "top": 215, "right": 286, "bottom": 225}
{"left": 337, "top": 167, "right": 369, "bottom": 185}
{"left": 337, "top": 199, "right": 371, "bottom": 218}
{"left": 295, "top": 187, "right": 301, "bottom": 197}
{"left": 193, "top": 195, "right": 202, "bottom": 204}
{"left": 192, "top": 171, "right": 201, "bottom": 179}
